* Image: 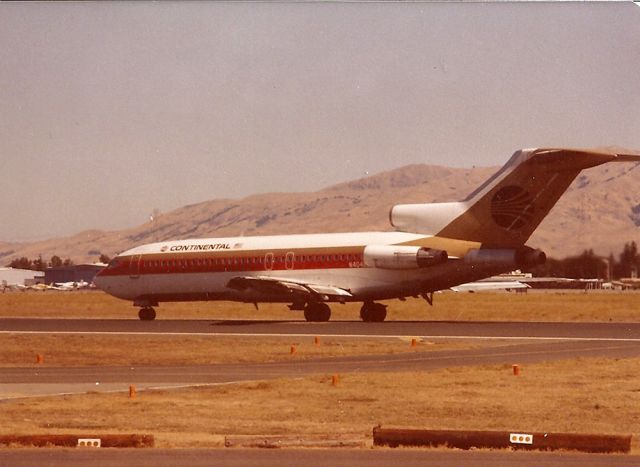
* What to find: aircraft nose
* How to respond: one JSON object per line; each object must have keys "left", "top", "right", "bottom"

{"left": 93, "top": 267, "right": 107, "bottom": 291}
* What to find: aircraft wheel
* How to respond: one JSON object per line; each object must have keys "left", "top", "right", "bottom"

{"left": 304, "top": 303, "right": 331, "bottom": 322}
{"left": 316, "top": 303, "right": 331, "bottom": 322}
{"left": 138, "top": 307, "right": 156, "bottom": 321}
{"left": 360, "top": 302, "right": 387, "bottom": 322}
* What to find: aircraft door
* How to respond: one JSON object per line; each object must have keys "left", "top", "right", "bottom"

{"left": 285, "top": 252, "right": 295, "bottom": 270}
{"left": 264, "top": 252, "right": 274, "bottom": 271}
{"left": 129, "top": 254, "right": 143, "bottom": 279}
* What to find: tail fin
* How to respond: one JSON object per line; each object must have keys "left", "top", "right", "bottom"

{"left": 390, "top": 148, "right": 640, "bottom": 247}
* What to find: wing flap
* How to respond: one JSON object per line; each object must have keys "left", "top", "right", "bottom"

{"left": 226, "top": 275, "right": 352, "bottom": 301}
{"left": 305, "top": 284, "right": 352, "bottom": 297}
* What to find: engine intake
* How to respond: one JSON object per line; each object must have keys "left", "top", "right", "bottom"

{"left": 364, "top": 245, "right": 448, "bottom": 270}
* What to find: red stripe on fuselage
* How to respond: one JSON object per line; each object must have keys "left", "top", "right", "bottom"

{"left": 98, "top": 248, "right": 366, "bottom": 277}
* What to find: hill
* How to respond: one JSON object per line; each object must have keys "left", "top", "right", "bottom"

{"left": 2, "top": 161, "right": 639, "bottom": 264}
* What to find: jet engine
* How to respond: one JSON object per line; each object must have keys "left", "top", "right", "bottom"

{"left": 363, "top": 245, "right": 448, "bottom": 270}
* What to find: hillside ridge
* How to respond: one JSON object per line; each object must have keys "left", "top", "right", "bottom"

{"left": 2, "top": 161, "right": 639, "bottom": 264}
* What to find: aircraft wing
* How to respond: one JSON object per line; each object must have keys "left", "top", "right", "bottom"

{"left": 451, "top": 281, "right": 530, "bottom": 292}
{"left": 226, "top": 275, "right": 352, "bottom": 301}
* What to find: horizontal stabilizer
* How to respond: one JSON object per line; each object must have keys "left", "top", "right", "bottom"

{"left": 612, "top": 153, "right": 640, "bottom": 162}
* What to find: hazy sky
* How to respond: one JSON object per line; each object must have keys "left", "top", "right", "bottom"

{"left": 1, "top": 2, "right": 639, "bottom": 242}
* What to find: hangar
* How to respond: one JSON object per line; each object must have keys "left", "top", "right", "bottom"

{"left": 0, "top": 267, "right": 44, "bottom": 287}
{"left": 44, "top": 264, "right": 105, "bottom": 285}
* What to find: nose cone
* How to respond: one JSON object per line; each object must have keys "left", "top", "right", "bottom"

{"left": 93, "top": 266, "right": 108, "bottom": 291}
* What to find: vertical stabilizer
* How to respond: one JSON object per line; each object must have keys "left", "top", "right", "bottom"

{"left": 390, "top": 148, "right": 640, "bottom": 247}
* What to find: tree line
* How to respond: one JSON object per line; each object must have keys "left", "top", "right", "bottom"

{"left": 530, "top": 241, "right": 639, "bottom": 280}
{"left": 6, "top": 254, "right": 111, "bottom": 271}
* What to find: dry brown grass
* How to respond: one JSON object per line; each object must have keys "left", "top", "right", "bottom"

{"left": 1, "top": 289, "right": 639, "bottom": 322}
{"left": 2, "top": 357, "right": 639, "bottom": 449}
{"left": 1, "top": 290, "right": 639, "bottom": 451}
{"left": 0, "top": 334, "right": 483, "bottom": 367}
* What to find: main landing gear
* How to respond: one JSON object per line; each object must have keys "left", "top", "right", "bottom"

{"left": 360, "top": 301, "right": 387, "bottom": 322}
{"left": 303, "top": 302, "right": 331, "bottom": 322}
{"left": 138, "top": 307, "right": 156, "bottom": 321}
{"left": 301, "top": 301, "right": 388, "bottom": 322}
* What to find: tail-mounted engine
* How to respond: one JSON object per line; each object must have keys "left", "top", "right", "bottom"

{"left": 364, "top": 245, "right": 448, "bottom": 270}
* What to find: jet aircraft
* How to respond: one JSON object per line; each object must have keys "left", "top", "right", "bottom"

{"left": 95, "top": 148, "right": 640, "bottom": 321}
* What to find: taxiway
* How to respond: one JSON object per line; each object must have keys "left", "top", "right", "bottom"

{"left": 0, "top": 447, "right": 638, "bottom": 467}
{"left": 1, "top": 319, "right": 639, "bottom": 399}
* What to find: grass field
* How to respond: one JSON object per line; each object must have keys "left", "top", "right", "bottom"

{"left": 2, "top": 358, "right": 639, "bottom": 449}
{"left": 0, "top": 333, "right": 488, "bottom": 367}
{"left": 1, "top": 290, "right": 639, "bottom": 450}
{"left": 1, "top": 289, "right": 639, "bottom": 322}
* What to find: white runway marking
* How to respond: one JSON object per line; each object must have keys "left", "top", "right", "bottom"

{"left": 1, "top": 330, "right": 640, "bottom": 342}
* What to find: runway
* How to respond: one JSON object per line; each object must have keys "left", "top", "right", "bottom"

{"left": 2, "top": 339, "right": 639, "bottom": 383}
{"left": 2, "top": 318, "right": 640, "bottom": 341}
{"left": 1, "top": 318, "right": 640, "bottom": 399}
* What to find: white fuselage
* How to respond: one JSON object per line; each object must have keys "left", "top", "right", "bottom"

{"left": 94, "top": 231, "right": 494, "bottom": 306}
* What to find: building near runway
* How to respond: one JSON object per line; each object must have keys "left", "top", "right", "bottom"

{"left": 44, "top": 264, "right": 106, "bottom": 285}
{"left": 0, "top": 267, "right": 44, "bottom": 287}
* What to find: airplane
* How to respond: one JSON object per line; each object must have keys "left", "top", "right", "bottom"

{"left": 1, "top": 283, "right": 47, "bottom": 292}
{"left": 450, "top": 281, "right": 530, "bottom": 293}
{"left": 94, "top": 148, "right": 640, "bottom": 322}
{"left": 50, "top": 280, "right": 90, "bottom": 291}
{"left": 1, "top": 283, "right": 27, "bottom": 292}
